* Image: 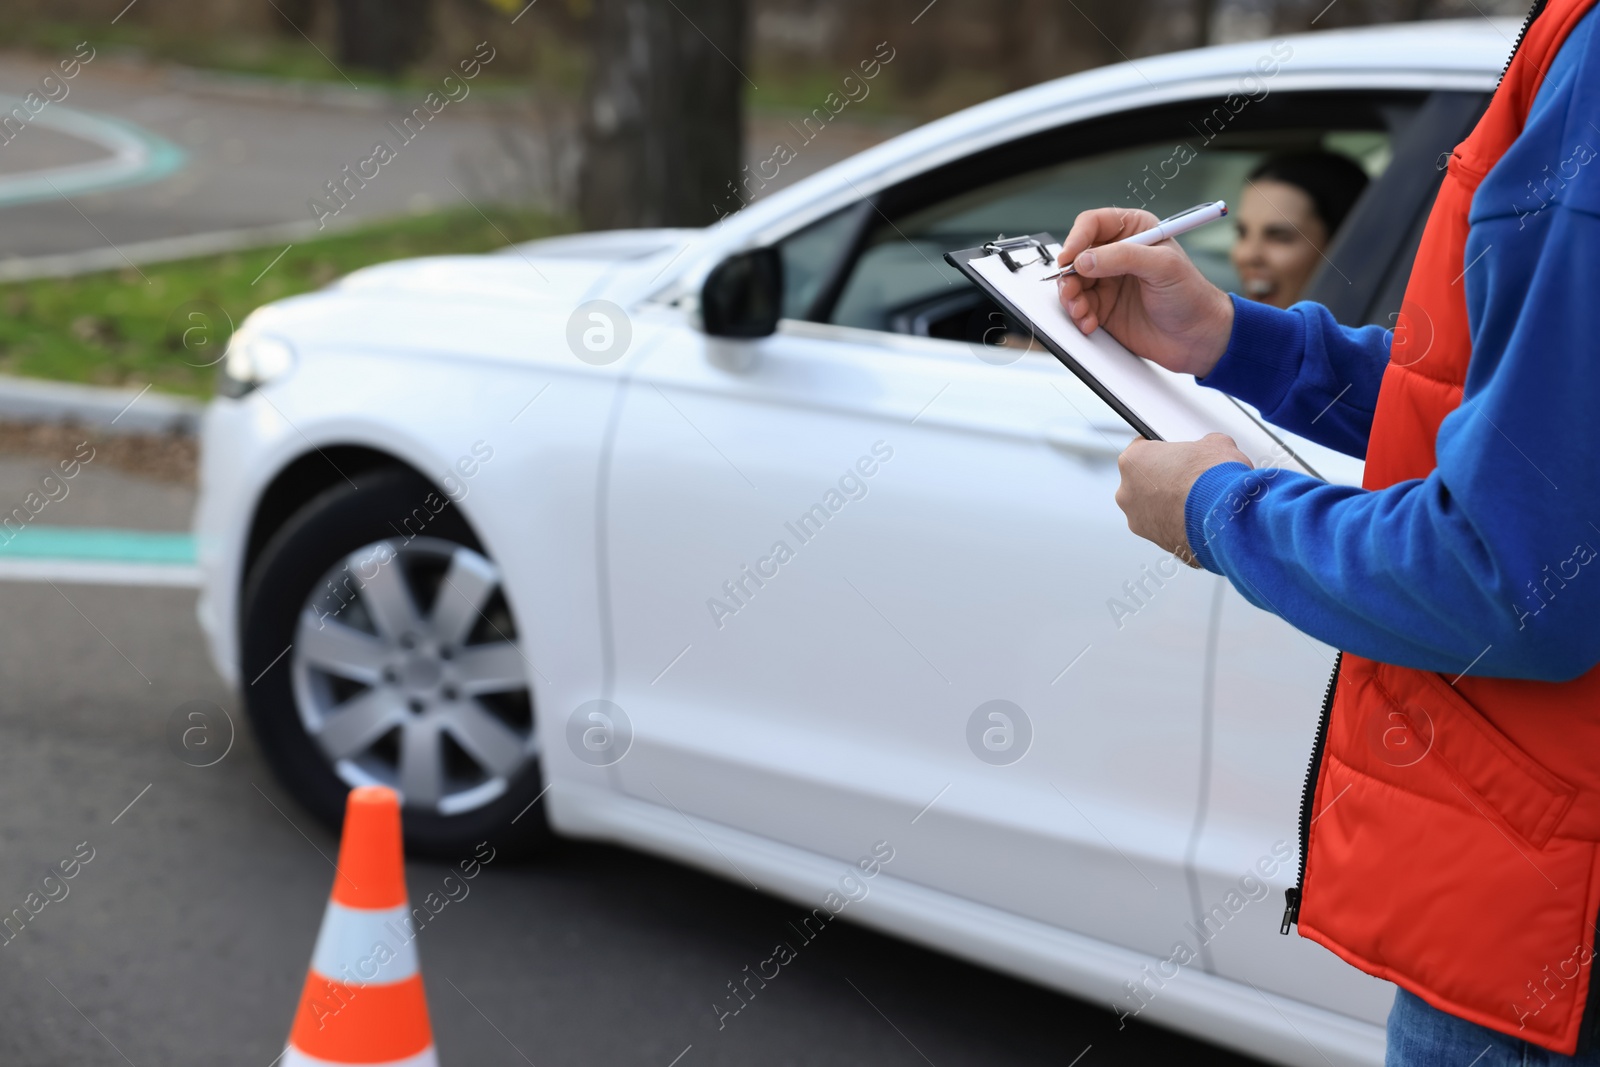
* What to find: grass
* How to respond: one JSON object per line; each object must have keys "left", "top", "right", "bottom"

{"left": 745, "top": 63, "right": 919, "bottom": 121}
{"left": 0, "top": 17, "right": 973, "bottom": 116}
{"left": 0, "top": 18, "right": 555, "bottom": 94}
{"left": 0, "top": 206, "right": 572, "bottom": 398}
{"left": 5, "top": 19, "right": 383, "bottom": 87}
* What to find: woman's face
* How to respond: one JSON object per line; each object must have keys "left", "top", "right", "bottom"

{"left": 1230, "top": 179, "right": 1330, "bottom": 309}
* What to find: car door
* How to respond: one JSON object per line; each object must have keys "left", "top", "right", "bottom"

{"left": 606, "top": 296, "right": 1215, "bottom": 959}
{"left": 602, "top": 89, "right": 1425, "bottom": 960}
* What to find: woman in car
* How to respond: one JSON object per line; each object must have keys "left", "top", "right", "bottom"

{"left": 1229, "top": 150, "right": 1369, "bottom": 308}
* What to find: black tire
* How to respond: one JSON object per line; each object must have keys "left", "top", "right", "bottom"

{"left": 240, "top": 467, "right": 551, "bottom": 860}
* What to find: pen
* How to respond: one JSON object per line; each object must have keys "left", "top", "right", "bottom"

{"left": 1041, "top": 200, "right": 1229, "bottom": 281}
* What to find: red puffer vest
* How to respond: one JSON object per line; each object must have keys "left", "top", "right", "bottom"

{"left": 1285, "top": 0, "right": 1600, "bottom": 1053}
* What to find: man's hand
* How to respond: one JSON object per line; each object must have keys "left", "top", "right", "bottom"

{"left": 1116, "top": 433, "right": 1254, "bottom": 567}
{"left": 1056, "top": 207, "right": 1236, "bottom": 378}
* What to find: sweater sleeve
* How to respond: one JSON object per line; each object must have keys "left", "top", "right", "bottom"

{"left": 1196, "top": 293, "right": 1391, "bottom": 460}
{"left": 1182, "top": 9, "right": 1600, "bottom": 682}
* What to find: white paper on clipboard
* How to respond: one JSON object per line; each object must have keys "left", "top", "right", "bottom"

{"left": 959, "top": 237, "right": 1320, "bottom": 480}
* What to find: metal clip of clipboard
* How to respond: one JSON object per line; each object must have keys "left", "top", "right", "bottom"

{"left": 981, "top": 236, "right": 1055, "bottom": 272}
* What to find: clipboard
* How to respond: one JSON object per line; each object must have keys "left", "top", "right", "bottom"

{"left": 945, "top": 234, "right": 1320, "bottom": 480}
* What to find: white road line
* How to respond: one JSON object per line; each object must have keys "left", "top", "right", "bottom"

{"left": 0, "top": 559, "right": 199, "bottom": 587}
{"left": 0, "top": 218, "right": 335, "bottom": 283}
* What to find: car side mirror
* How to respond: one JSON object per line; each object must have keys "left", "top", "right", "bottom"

{"left": 702, "top": 247, "right": 782, "bottom": 338}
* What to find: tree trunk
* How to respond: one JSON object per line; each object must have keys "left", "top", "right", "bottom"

{"left": 578, "top": 0, "right": 747, "bottom": 229}
{"left": 1191, "top": 0, "right": 1217, "bottom": 47}
{"left": 333, "top": 0, "right": 434, "bottom": 77}
{"left": 272, "top": 0, "right": 318, "bottom": 37}
{"left": 1055, "top": 0, "right": 1149, "bottom": 73}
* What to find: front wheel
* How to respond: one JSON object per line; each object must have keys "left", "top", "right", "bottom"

{"left": 240, "top": 469, "right": 549, "bottom": 859}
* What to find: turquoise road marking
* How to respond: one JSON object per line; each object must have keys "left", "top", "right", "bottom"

{"left": 0, "top": 103, "right": 187, "bottom": 209}
{"left": 0, "top": 526, "right": 195, "bottom": 565}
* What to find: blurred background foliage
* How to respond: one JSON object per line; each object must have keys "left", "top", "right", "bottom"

{"left": 0, "top": 0, "right": 1530, "bottom": 394}
{"left": 0, "top": 0, "right": 1530, "bottom": 120}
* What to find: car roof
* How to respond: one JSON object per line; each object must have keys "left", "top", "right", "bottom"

{"left": 660, "top": 18, "right": 1517, "bottom": 295}
{"left": 1012, "top": 16, "right": 1515, "bottom": 101}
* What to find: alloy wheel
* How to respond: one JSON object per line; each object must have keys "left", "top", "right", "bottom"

{"left": 289, "top": 536, "right": 536, "bottom": 816}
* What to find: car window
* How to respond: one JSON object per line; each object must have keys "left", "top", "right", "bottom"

{"left": 778, "top": 204, "right": 863, "bottom": 320}
{"left": 823, "top": 130, "right": 1391, "bottom": 335}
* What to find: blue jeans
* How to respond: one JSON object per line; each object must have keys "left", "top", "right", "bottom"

{"left": 1387, "top": 988, "right": 1600, "bottom": 1066}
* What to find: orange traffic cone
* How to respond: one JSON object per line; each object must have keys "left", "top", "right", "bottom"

{"left": 281, "top": 785, "right": 439, "bottom": 1066}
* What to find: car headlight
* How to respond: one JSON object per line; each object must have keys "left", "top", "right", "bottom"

{"left": 218, "top": 329, "right": 296, "bottom": 398}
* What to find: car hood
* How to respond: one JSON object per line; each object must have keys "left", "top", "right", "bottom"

{"left": 333, "top": 227, "right": 701, "bottom": 306}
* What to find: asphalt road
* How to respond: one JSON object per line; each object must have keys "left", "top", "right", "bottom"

{"left": 0, "top": 49, "right": 562, "bottom": 261}
{"left": 0, "top": 49, "right": 907, "bottom": 264}
{"left": 0, "top": 457, "right": 1270, "bottom": 1065}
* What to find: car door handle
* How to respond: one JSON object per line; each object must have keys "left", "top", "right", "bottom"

{"left": 1042, "top": 420, "right": 1131, "bottom": 462}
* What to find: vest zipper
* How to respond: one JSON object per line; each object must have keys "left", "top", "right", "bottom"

{"left": 1499, "top": 0, "right": 1549, "bottom": 86}
{"left": 1290, "top": 0, "right": 1548, "bottom": 947}
{"left": 1281, "top": 650, "right": 1343, "bottom": 935}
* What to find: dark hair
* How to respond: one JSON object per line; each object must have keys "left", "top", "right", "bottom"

{"left": 1246, "top": 152, "right": 1370, "bottom": 235}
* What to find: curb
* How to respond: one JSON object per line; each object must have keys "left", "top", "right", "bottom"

{"left": 0, "top": 376, "right": 202, "bottom": 437}
{"left": 162, "top": 64, "right": 545, "bottom": 114}
{"left": 0, "top": 218, "right": 345, "bottom": 283}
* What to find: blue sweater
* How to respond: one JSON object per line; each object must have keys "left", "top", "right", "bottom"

{"left": 1183, "top": 8, "right": 1600, "bottom": 682}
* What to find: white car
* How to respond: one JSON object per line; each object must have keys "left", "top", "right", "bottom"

{"left": 196, "top": 20, "right": 1513, "bottom": 1067}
